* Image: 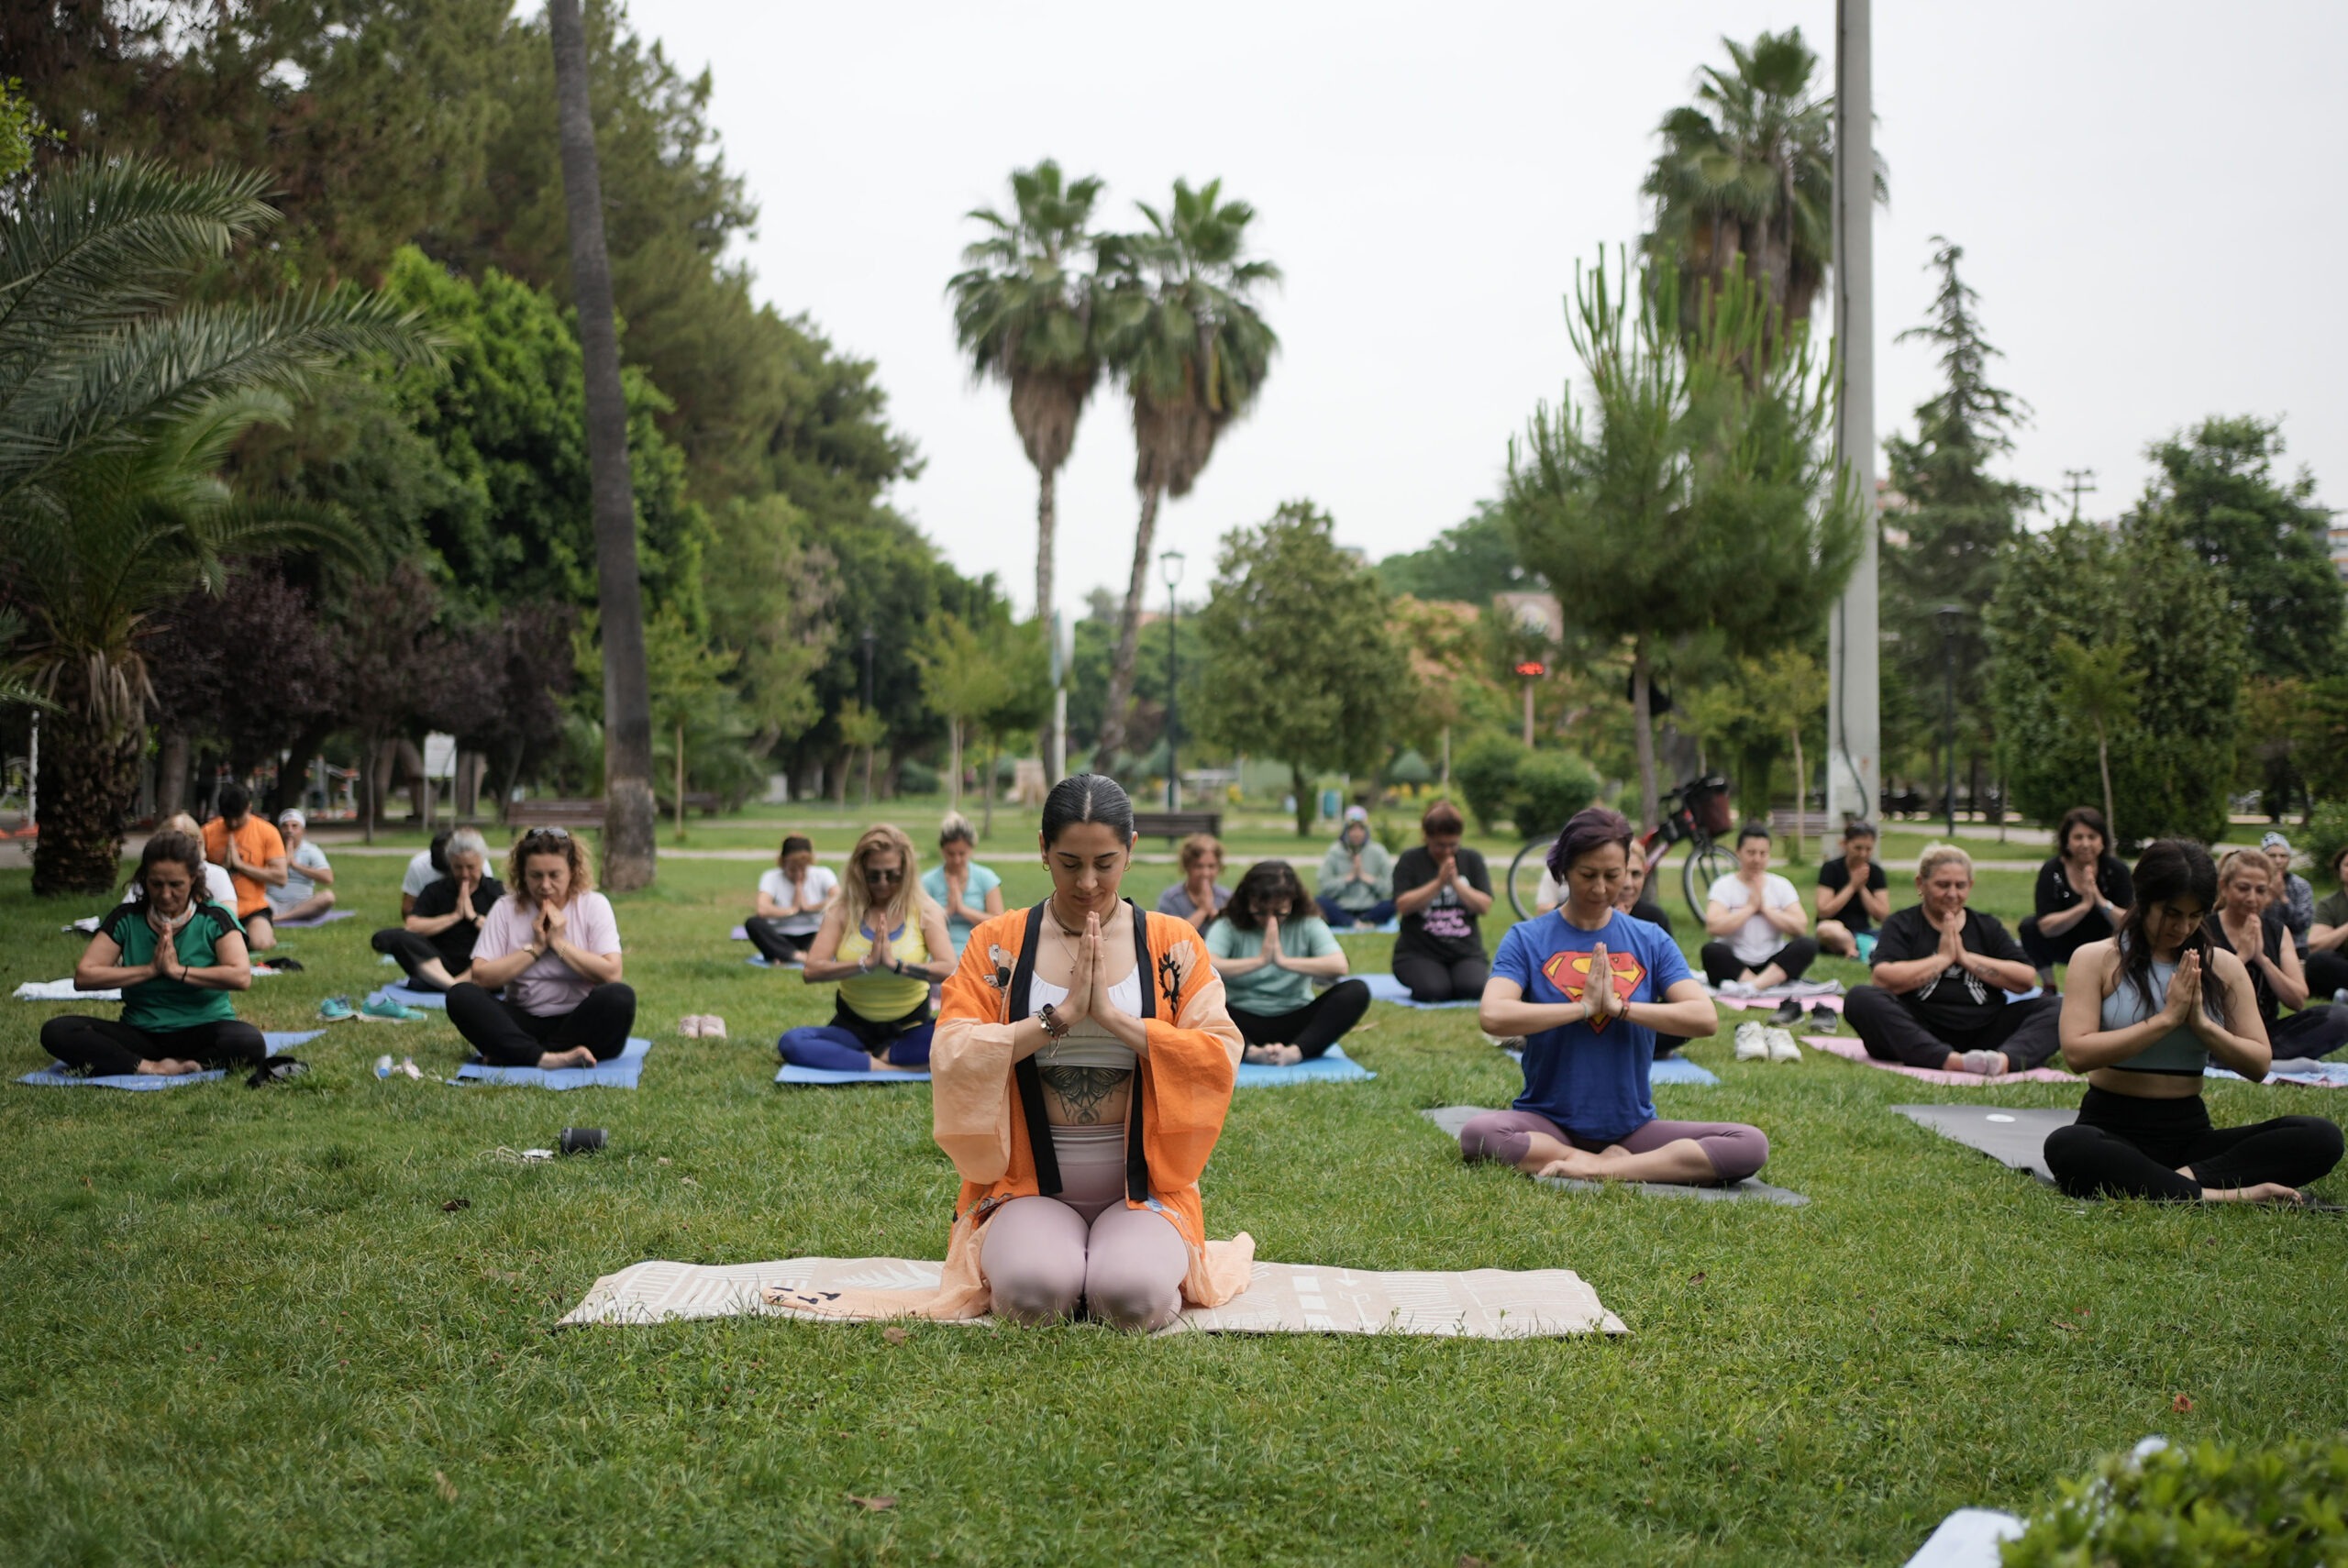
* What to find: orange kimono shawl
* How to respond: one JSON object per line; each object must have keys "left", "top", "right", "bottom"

{"left": 770, "top": 900, "right": 1253, "bottom": 1322}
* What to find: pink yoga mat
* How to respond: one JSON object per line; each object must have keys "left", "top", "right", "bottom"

{"left": 1800, "top": 1033, "right": 2077, "bottom": 1086}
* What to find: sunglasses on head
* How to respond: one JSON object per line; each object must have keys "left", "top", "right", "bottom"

{"left": 526, "top": 826, "right": 570, "bottom": 845}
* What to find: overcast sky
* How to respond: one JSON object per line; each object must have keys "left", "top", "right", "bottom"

{"left": 625, "top": 0, "right": 2343, "bottom": 622}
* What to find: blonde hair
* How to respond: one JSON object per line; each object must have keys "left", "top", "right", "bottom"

{"left": 1915, "top": 843, "right": 1973, "bottom": 881}
{"left": 840, "top": 823, "right": 935, "bottom": 934}
{"left": 1179, "top": 833, "right": 1224, "bottom": 872}
{"left": 2218, "top": 847, "right": 2271, "bottom": 889}
{"left": 162, "top": 812, "right": 203, "bottom": 838}
{"left": 507, "top": 827, "right": 595, "bottom": 906}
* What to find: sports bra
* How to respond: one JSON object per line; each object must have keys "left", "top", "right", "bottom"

{"left": 1027, "top": 970, "right": 1143, "bottom": 1071}
{"left": 836, "top": 917, "right": 931, "bottom": 1022}
{"left": 2098, "top": 949, "right": 2210, "bottom": 1075}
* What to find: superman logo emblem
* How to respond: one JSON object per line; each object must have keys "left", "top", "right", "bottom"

{"left": 1540, "top": 950, "right": 1645, "bottom": 1030}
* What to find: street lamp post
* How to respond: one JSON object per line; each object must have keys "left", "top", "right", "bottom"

{"left": 1161, "top": 550, "right": 1185, "bottom": 812}
{"left": 1935, "top": 604, "right": 1963, "bottom": 839}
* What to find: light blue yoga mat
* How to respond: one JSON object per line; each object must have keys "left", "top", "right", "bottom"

{"left": 1362, "top": 972, "right": 1479, "bottom": 1010}
{"left": 456, "top": 1037, "right": 652, "bottom": 1089}
{"left": 271, "top": 909, "right": 358, "bottom": 928}
{"left": 369, "top": 983, "right": 449, "bottom": 1010}
{"left": 2209, "top": 1059, "right": 2348, "bottom": 1087}
{"left": 1334, "top": 920, "right": 1401, "bottom": 936}
{"left": 747, "top": 955, "right": 804, "bottom": 969}
{"left": 1503, "top": 1048, "right": 1720, "bottom": 1087}
{"left": 776, "top": 1043, "right": 1377, "bottom": 1088}
{"left": 18, "top": 1031, "right": 325, "bottom": 1089}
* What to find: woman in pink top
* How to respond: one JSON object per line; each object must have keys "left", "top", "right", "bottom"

{"left": 444, "top": 828, "right": 633, "bottom": 1068}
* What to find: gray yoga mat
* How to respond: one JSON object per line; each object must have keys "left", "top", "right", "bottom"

{"left": 1422, "top": 1106, "right": 1809, "bottom": 1206}
{"left": 1891, "top": 1104, "right": 2071, "bottom": 1185}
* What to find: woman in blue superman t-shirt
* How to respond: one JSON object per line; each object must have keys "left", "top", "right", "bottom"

{"left": 1461, "top": 807, "right": 1772, "bottom": 1187}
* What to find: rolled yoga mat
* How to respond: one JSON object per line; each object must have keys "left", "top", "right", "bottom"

{"left": 18, "top": 1031, "right": 327, "bottom": 1089}
{"left": 1421, "top": 1105, "right": 1808, "bottom": 1206}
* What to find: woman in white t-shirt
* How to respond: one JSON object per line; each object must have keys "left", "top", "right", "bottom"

{"left": 444, "top": 827, "right": 632, "bottom": 1068}
{"left": 1700, "top": 824, "right": 1819, "bottom": 995}
{"left": 265, "top": 809, "right": 337, "bottom": 922}
{"left": 747, "top": 834, "right": 836, "bottom": 966}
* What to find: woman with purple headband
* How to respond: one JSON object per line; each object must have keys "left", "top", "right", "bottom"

{"left": 1458, "top": 807, "right": 1772, "bottom": 1187}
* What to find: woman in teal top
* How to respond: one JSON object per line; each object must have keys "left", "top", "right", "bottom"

{"left": 2048, "top": 839, "right": 2342, "bottom": 1202}
{"left": 42, "top": 831, "right": 265, "bottom": 1077}
{"left": 1205, "top": 861, "right": 1368, "bottom": 1066}
{"left": 919, "top": 812, "right": 1003, "bottom": 960}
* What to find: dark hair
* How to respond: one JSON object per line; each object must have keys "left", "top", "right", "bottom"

{"left": 1222, "top": 860, "right": 1312, "bottom": 932}
{"left": 429, "top": 827, "right": 453, "bottom": 876}
{"left": 1842, "top": 820, "right": 1878, "bottom": 842}
{"left": 1041, "top": 774, "right": 1134, "bottom": 847}
{"left": 1735, "top": 823, "right": 1771, "bottom": 846}
{"left": 779, "top": 834, "right": 814, "bottom": 863}
{"left": 2115, "top": 839, "right": 2221, "bottom": 1021}
{"left": 139, "top": 831, "right": 209, "bottom": 890}
{"left": 1421, "top": 801, "right": 1463, "bottom": 836}
{"left": 217, "top": 782, "right": 250, "bottom": 821}
{"left": 2056, "top": 806, "right": 2110, "bottom": 855}
{"left": 1546, "top": 806, "right": 1634, "bottom": 882}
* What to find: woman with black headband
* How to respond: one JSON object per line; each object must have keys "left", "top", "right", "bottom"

{"left": 2046, "top": 840, "right": 2342, "bottom": 1201}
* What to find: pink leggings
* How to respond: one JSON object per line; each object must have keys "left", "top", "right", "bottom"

{"left": 978, "top": 1125, "right": 1190, "bottom": 1331}
{"left": 1458, "top": 1108, "right": 1769, "bottom": 1183}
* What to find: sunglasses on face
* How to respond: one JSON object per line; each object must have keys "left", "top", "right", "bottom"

{"left": 863, "top": 867, "right": 903, "bottom": 885}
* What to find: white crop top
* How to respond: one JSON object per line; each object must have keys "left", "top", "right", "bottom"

{"left": 1027, "top": 969, "right": 1142, "bottom": 1071}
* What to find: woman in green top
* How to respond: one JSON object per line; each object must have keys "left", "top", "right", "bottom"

{"left": 1206, "top": 861, "right": 1369, "bottom": 1066}
{"left": 43, "top": 831, "right": 264, "bottom": 1077}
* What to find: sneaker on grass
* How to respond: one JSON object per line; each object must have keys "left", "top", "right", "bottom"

{"left": 1768, "top": 998, "right": 1803, "bottom": 1027}
{"left": 360, "top": 995, "right": 425, "bottom": 1023}
{"left": 317, "top": 996, "right": 356, "bottom": 1022}
{"left": 1766, "top": 1027, "right": 1801, "bottom": 1064}
{"left": 1733, "top": 1021, "right": 1769, "bottom": 1062}
{"left": 1808, "top": 1002, "right": 1838, "bottom": 1032}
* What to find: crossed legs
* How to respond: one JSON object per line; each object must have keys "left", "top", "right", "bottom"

{"left": 1458, "top": 1108, "right": 1769, "bottom": 1186}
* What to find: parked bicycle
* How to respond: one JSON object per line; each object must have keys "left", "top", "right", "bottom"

{"left": 1505, "top": 775, "right": 1736, "bottom": 924}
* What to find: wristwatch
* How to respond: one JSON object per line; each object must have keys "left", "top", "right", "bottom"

{"left": 1037, "top": 1003, "right": 1070, "bottom": 1041}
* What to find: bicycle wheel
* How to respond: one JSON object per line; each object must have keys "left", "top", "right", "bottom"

{"left": 1506, "top": 838, "right": 1552, "bottom": 922}
{"left": 1681, "top": 835, "right": 1733, "bottom": 925}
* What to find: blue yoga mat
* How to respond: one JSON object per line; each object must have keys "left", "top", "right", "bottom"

{"left": 271, "top": 909, "right": 358, "bottom": 928}
{"left": 1362, "top": 972, "right": 1479, "bottom": 1010}
{"left": 18, "top": 1030, "right": 326, "bottom": 1089}
{"left": 1502, "top": 1048, "right": 1719, "bottom": 1087}
{"left": 1334, "top": 920, "right": 1401, "bottom": 936}
{"left": 747, "top": 955, "right": 805, "bottom": 969}
{"left": 456, "top": 1037, "right": 652, "bottom": 1089}
{"left": 777, "top": 1043, "right": 1378, "bottom": 1088}
{"left": 2209, "top": 1060, "right": 2348, "bottom": 1086}
{"left": 369, "top": 983, "right": 449, "bottom": 1010}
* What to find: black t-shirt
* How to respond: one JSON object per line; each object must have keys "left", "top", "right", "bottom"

{"left": 2206, "top": 908, "right": 2288, "bottom": 1029}
{"left": 1871, "top": 904, "right": 2031, "bottom": 1034}
{"left": 1629, "top": 896, "right": 1675, "bottom": 937}
{"left": 1815, "top": 856, "right": 1888, "bottom": 933}
{"left": 2033, "top": 854, "right": 2133, "bottom": 919}
{"left": 1393, "top": 845, "right": 1491, "bottom": 963}
{"left": 412, "top": 874, "right": 508, "bottom": 969}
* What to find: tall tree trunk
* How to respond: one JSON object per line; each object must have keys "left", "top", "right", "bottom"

{"left": 1094, "top": 482, "right": 1163, "bottom": 772}
{"left": 980, "top": 728, "right": 996, "bottom": 840}
{"left": 1292, "top": 762, "right": 1312, "bottom": 839}
{"left": 2095, "top": 721, "right": 2116, "bottom": 847}
{"left": 862, "top": 743, "right": 874, "bottom": 807}
{"left": 673, "top": 720, "right": 686, "bottom": 843}
{"left": 548, "top": 0, "right": 656, "bottom": 891}
{"left": 360, "top": 729, "right": 380, "bottom": 845}
{"left": 155, "top": 728, "right": 191, "bottom": 821}
{"left": 1035, "top": 464, "right": 1058, "bottom": 637}
{"left": 1789, "top": 724, "right": 1805, "bottom": 866}
{"left": 1631, "top": 640, "right": 1659, "bottom": 834}
{"left": 30, "top": 671, "right": 140, "bottom": 897}
{"left": 948, "top": 716, "right": 963, "bottom": 814}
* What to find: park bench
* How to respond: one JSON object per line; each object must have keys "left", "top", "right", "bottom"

{"left": 1131, "top": 810, "right": 1223, "bottom": 843}
{"left": 1767, "top": 809, "right": 1836, "bottom": 839}
{"left": 504, "top": 797, "right": 605, "bottom": 830}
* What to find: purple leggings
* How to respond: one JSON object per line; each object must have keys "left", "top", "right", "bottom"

{"left": 1457, "top": 1108, "right": 1769, "bottom": 1184}
{"left": 978, "top": 1124, "right": 1189, "bottom": 1331}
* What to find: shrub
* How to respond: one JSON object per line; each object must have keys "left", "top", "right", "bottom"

{"left": 2002, "top": 1437, "right": 2348, "bottom": 1566}
{"left": 897, "top": 759, "right": 940, "bottom": 795}
{"left": 2301, "top": 801, "right": 2348, "bottom": 893}
{"left": 1508, "top": 751, "right": 1600, "bottom": 839}
{"left": 1453, "top": 736, "right": 1524, "bottom": 834}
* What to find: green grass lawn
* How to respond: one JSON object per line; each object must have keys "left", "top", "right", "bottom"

{"left": 3, "top": 831, "right": 2342, "bottom": 1566}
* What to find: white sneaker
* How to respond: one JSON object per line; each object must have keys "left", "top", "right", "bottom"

{"left": 1766, "top": 1027, "right": 1801, "bottom": 1064}
{"left": 1719, "top": 979, "right": 1758, "bottom": 998}
{"left": 1734, "top": 1021, "right": 1769, "bottom": 1062}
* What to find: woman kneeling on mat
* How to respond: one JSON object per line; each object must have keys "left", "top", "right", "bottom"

{"left": 1462, "top": 809, "right": 1765, "bottom": 1187}
{"left": 1844, "top": 844, "right": 2063, "bottom": 1077}
{"left": 2046, "top": 841, "right": 2342, "bottom": 1202}
{"left": 778, "top": 824, "right": 955, "bottom": 1072}
{"left": 445, "top": 828, "right": 634, "bottom": 1070}
{"left": 925, "top": 773, "right": 1246, "bottom": 1330}
{"left": 2208, "top": 849, "right": 2348, "bottom": 1062}
{"left": 45, "top": 831, "right": 265, "bottom": 1077}
{"left": 1206, "top": 860, "right": 1370, "bottom": 1066}
{"left": 371, "top": 828, "right": 502, "bottom": 992}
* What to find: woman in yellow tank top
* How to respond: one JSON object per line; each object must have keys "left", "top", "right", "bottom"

{"left": 780, "top": 824, "right": 956, "bottom": 1072}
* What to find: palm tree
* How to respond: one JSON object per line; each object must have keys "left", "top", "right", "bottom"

{"left": 548, "top": 0, "right": 659, "bottom": 891}
{"left": 947, "top": 161, "right": 1109, "bottom": 627}
{"left": 1092, "top": 179, "right": 1279, "bottom": 771}
{"left": 1641, "top": 28, "right": 1877, "bottom": 344}
{"left": 0, "top": 158, "right": 421, "bottom": 895}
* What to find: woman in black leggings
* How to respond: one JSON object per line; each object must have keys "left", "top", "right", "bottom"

{"left": 2045, "top": 841, "right": 2342, "bottom": 1202}
{"left": 41, "top": 831, "right": 266, "bottom": 1077}
{"left": 444, "top": 828, "right": 635, "bottom": 1069}
{"left": 371, "top": 828, "right": 503, "bottom": 990}
{"left": 2206, "top": 848, "right": 2348, "bottom": 1062}
{"left": 1203, "top": 860, "right": 1371, "bottom": 1066}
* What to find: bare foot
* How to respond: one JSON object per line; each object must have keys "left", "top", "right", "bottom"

{"left": 136, "top": 1057, "right": 203, "bottom": 1077}
{"left": 869, "top": 1056, "right": 919, "bottom": 1072}
{"left": 1534, "top": 1150, "right": 1611, "bottom": 1182}
{"left": 1242, "top": 1043, "right": 1303, "bottom": 1066}
{"left": 2199, "top": 1181, "right": 2304, "bottom": 1204}
{"left": 537, "top": 1047, "right": 597, "bottom": 1070}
